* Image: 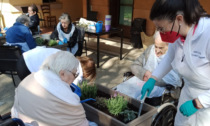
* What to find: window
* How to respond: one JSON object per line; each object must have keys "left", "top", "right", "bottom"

{"left": 119, "top": 0, "right": 133, "bottom": 26}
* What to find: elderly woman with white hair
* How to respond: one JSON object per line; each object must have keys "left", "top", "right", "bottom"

{"left": 11, "top": 51, "right": 93, "bottom": 126}
{"left": 6, "top": 14, "right": 36, "bottom": 52}
{"left": 50, "top": 13, "right": 79, "bottom": 56}
{"left": 115, "top": 31, "right": 182, "bottom": 105}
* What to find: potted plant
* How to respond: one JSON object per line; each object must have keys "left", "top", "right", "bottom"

{"left": 79, "top": 82, "right": 157, "bottom": 126}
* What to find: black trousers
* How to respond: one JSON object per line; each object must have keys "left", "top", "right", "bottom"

{"left": 16, "top": 55, "right": 31, "bottom": 80}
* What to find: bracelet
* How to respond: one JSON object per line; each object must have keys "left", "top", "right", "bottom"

{"left": 192, "top": 99, "right": 200, "bottom": 109}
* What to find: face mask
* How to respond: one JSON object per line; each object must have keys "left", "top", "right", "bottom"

{"left": 160, "top": 20, "right": 181, "bottom": 43}
{"left": 160, "top": 31, "right": 181, "bottom": 43}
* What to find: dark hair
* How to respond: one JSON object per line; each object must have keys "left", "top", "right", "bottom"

{"left": 77, "top": 56, "right": 96, "bottom": 82}
{"left": 150, "top": 0, "right": 209, "bottom": 25}
{"left": 29, "top": 4, "right": 38, "bottom": 14}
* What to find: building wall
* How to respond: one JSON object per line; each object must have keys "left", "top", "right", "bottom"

{"left": 90, "top": 0, "right": 109, "bottom": 22}
{"left": 200, "top": 0, "right": 210, "bottom": 14}
{"left": 133, "top": 0, "right": 155, "bottom": 36}
{"left": 0, "top": 0, "right": 83, "bottom": 28}
{"left": 83, "top": 0, "right": 210, "bottom": 36}
{"left": 53, "top": 0, "right": 83, "bottom": 22}
{"left": 133, "top": 0, "right": 210, "bottom": 36}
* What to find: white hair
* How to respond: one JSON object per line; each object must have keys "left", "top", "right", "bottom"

{"left": 16, "top": 14, "right": 30, "bottom": 24}
{"left": 59, "top": 13, "right": 71, "bottom": 23}
{"left": 153, "top": 31, "right": 168, "bottom": 45}
{"left": 40, "top": 51, "right": 79, "bottom": 75}
{"left": 153, "top": 31, "right": 161, "bottom": 40}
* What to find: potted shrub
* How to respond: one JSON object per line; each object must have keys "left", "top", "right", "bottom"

{"left": 79, "top": 82, "right": 157, "bottom": 126}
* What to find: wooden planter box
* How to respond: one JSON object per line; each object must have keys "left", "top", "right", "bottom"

{"left": 82, "top": 84, "right": 157, "bottom": 126}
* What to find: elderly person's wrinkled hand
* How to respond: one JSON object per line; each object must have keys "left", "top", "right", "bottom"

{"left": 143, "top": 70, "right": 152, "bottom": 81}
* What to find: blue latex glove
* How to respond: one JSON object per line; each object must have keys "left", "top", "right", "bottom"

{"left": 70, "top": 83, "right": 81, "bottom": 97}
{"left": 3, "top": 27, "right": 9, "bottom": 31}
{"left": 141, "top": 78, "right": 156, "bottom": 100}
{"left": 80, "top": 98, "right": 96, "bottom": 103}
{"left": 63, "top": 38, "right": 68, "bottom": 43}
{"left": 58, "top": 41, "right": 64, "bottom": 45}
{"left": 180, "top": 100, "right": 198, "bottom": 117}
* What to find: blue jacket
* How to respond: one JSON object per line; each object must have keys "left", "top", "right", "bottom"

{"left": 6, "top": 22, "right": 36, "bottom": 52}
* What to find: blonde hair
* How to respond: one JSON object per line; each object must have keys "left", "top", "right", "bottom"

{"left": 40, "top": 51, "right": 79, "bottom": 75}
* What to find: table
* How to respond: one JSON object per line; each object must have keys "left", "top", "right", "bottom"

{"left": 85, "top": 28, "right": 123, "bottom": 68}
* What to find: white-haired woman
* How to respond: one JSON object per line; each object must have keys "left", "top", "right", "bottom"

{"left": 11, "top": 51, "right": 91, "bottom": 126}
{"left": 50, "top": 13, "right": 79, "bottom": 56}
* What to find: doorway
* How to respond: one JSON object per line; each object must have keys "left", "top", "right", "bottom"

{"left": 110, "top": 0, "right": 134, "bottom": 38}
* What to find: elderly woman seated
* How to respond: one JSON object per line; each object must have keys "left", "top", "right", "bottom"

{"left": 16, "top": 47, "right": 96, "bottom": 85}
{"left": 50, "top": 13, "right": 80, "bottom": 56}
{"left": 115, "top": 31, "right": 182, "bottom": 105}
{"left": 5, "top": 15, "right": 36, "bottom": 52}
{"left": 11, "top": 51, "right": 95, "bottom": 126}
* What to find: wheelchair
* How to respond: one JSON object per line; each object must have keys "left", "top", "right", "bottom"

{"left": 0, "top": 112, "right": 25, "bottom": 126}
{"left": 121, "top": 72, "right": 182, "bottom": 126}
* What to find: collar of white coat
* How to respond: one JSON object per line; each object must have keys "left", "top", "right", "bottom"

{"left": 189, "top": 17, "right": 206, "bottom": 41}
{"left": 34, "top": 69, "right": 81, "bottom": 105}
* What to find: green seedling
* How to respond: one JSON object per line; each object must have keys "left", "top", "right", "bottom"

{"left": 106, "top": 94, "right": 128, "bottom": 116}
{"left": 79, "top": 80, "right": 97, "bottom": 100}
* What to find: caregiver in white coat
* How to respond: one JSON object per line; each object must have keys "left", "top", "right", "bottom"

{"left": 140, "top": 0, "right": 210, "bottom": 126}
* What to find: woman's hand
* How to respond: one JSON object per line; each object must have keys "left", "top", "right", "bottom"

{"left": 179, "top": 98, "right": 203, "bottom": 117}
{"left": 141, "top": 77, "right": 156, "bottom": 100}
{"left": 143, "top": 71, "right": 152, "bottom": 81}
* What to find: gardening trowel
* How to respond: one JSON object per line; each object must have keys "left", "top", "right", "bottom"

{"left": 138, "top": 91, "right": 148, "bottom": 116}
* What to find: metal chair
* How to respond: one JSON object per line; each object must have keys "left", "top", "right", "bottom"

{"left": 87, "top": 11, "right": 98, "bottom": 22}
{"left": 76, "top": 26, "right": 87, "bottom": 56}
{"left": 37, "top": 12, "right": 46, "bottom": 27}
{"left": 121, "top": 71, "right": 181, "bottom": 126}
{"left": 0, "top": 112, "right": 25, "bottom": 126}
{"left": 40, "top": 4, "right": 57, "bottom": 27}
{"left": 0, "top": 46, "right": 21, "bottom": 87}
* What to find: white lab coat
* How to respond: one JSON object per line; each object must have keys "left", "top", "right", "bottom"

{"left": 23, "top": 47, "right": 83, "bottom": 85}
{"left": 152, "top": 17, "right": 210, "bottom": 126}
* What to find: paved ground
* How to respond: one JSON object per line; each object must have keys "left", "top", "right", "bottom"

{"left": 0, "top": 34, "right": 153, "bottom": 115}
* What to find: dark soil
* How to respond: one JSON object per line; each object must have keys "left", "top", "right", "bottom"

{"left": 85, "top": 90, "right": 146, "bottom": 124}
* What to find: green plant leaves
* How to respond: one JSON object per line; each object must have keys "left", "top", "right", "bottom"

{"left": 106, "top": 94, "right": 128, "bottom": 116}
{"left": 79, "top": 80, "right": 97, "bottom": 100}
{"left": 120, "top": 110, "right": 138, "bottom": 122}
{"left": 48, "top": 39, "right": 58, "bottom": 46}
{"left": 35, "top": 37, "right": 44, "bottom": 46}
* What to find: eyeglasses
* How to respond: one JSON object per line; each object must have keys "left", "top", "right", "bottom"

{"left": 156, "top": 26, "right": 165, "bottom": 33}
{"left": 67, "top": 70, "right": 79, "bottom": 78}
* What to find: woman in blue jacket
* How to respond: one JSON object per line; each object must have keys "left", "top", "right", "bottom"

{"left": 6, "top": 15, "right": 36, "bottom": 52}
